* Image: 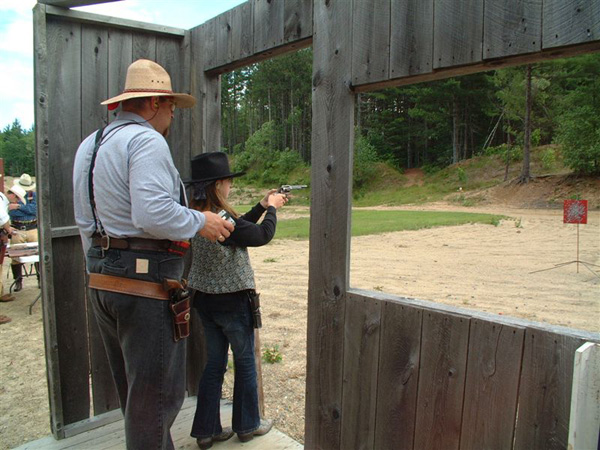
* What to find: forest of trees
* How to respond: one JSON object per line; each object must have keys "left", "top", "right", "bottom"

{"left": 2, "top": 51, "right": 598, "bottom": 187}
{"left": 222, "top": 49, "right": 600, "bottom": 182}
{"left": 0, "top": 120, "right": 35, "bottom": 177}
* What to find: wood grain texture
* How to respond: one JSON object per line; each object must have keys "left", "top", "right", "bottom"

{"left": 47, "top": 17, "right": 81, "bottom": 228}
{"left": 107, "top": 28, "right": 132, "bottom": 123}
{"left": 390, "top": 0, "right": 433, "bottom": 78}
{"left": 459, "top": 319, "right": 525, "bottom": 450}
{"left": 543, "top": 0, "right": 600, "bottom": 49}
{"left": 284, "top": 0, "right": 313, "bottom": 43}
{"left": 340, "top": 295, "right": 382, "bottom": 450}
{"left": 253, "top": 0, "right": 284, "bottom": 54}
{"left": 157, "top": 36, "right": 191, "bottom": 174}
{"left": 305, "top": 0, "right": 354, "bottom": 448}
{"left": 352, "top": 0, "right": 390, "bottom": 85}
{"left": 132, "top": 33, "right": 156, "bottom": 61}
{"left": 484, "top": 0, "right": 542, "bottom": 59}
{"left": 414, "top": 310, "right": 469, "bottom": 450}
{"left": 374, "top": 300, "right": 422, "bottom": 450}
{"left": 229, "top": 1, "right": 254, "bottom": 62}
{"left": 53, "top": 237, "right": 91, "bottom": 426}
{"left": 433, "top": 0, "right": 484, "bottom": 69}
{"left": 514, "top": 329, "right": 585, "bottom": 450}
{"left": 33, "top": 4, "right": 66, "bottom": 438}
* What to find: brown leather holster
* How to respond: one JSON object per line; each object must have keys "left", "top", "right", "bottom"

{"left": 88, "top": 273, "right": 191, "bottom": 342}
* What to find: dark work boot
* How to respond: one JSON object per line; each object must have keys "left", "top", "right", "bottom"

{"left": 11, "top": 264, "right": 23, "bottom": 292}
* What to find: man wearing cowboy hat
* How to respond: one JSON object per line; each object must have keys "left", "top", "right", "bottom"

{"left": 8, "top": 175, "right": 38, "bottom": 292}
{"left": 73, "top": 59, "right": 234, "bottom": 450}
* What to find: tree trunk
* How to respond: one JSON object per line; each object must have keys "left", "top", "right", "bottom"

{"left": 504, "top": 128, "right": 511, "bottom": 182}
{"left": 520, "top": 64, "right": 533, "bottom": 183}
{"left": 452, "top": 97, "right": 459, "bottom": 164}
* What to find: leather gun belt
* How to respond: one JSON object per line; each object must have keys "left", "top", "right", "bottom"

{"left": 91, "top": 235, "right": 172, "bottom": 252}
{"left": 88, "top": 273, "right": 170, "bottom": 300}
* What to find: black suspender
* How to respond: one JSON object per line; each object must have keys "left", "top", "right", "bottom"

{"left": 88, "top": 127, "right": 106, "bottom": 236}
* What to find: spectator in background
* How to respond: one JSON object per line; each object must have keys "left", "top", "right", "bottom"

{"left": 7, "top": 178, "right": 38, "bottom": 291}
{"left": 0, "top": 189, "right": 17, "bottom": 323}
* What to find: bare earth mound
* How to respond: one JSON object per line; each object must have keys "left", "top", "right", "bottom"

{"left": 1, "top": 203, "right": 598, "bottom": 448}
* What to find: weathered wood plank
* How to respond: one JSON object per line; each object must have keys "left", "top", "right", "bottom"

{"left": 284, "top": 0, "right": 313, "bottom": 43}
{"left": 229, "top": 1, "right": 253, "bottom": 62}
{"left": 157, "top": 36, "right": 191, "bottom": 174}
{"left": 52, "top": 236, "right": 91, "bottom": 426}
{"left": 514, "top": 330, "right": 586, "bottom": 450}
{"left": 305, "top": 0, "right": 354, "bottom": 447}
{"left": 352, "top": 0, "right": 390, "bottom": 85}
{"left": 568, "top": 342, "right": 600, "bottom": 450}
{"left": 414, "top": 310, "right": 470, "bottom": 450}
{"left": 340, "top": 295, "right": 382, "bottom": 450}
{"left": 80, "top": 23, "right": 119, "bottom": 417}
{"left": 132, "top": 33, "right": 156, "bottom": 61}
{"left": 47, "top": 17, "right": 81, "bottom": 228}
{"left": 390, "top": 0, "right": 434, "bottom": 78}
{"left": 433, "top": 0, "right": 484, "bottom": 69}
{"left": 107, "top": 28, "right": 132, "bottom": 122}
{"left": 44, "top": 5, "right": 185, "bottom": 37}
{"left": 81, "top": 24, "right": 108, "bottom": 139}
{"left": 33, "top": 3, "right": 66, "bottom": 439}
{"left": 459, "top": 319, "right": 525, "bottom": 450}
{"left": 484, "top": 0, "right": 542, "bottom": 59}
{"left": 190, "top": 25, "right": 204, "bottom": 154}
{"left": 373, "top": 300, "right": 422, "bottom": 450}
{"left": 253, "top": 0, "right": 284, "bottom": 54}
{"left": 543, "top": 0, "right": 600, "bottom": 49}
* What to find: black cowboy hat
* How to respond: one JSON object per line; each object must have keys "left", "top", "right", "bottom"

{"left": 183, "top": 152, "right": 245, "bottom": 184}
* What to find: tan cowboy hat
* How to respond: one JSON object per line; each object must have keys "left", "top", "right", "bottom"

{"left": 7, "top": 185, "right": 26, "bottom": 205}
{"left": 101, "top": 59, "right": 196, "bottom": 110}
{"left": 13, "top": 173, "right": 35, "bottom": 191}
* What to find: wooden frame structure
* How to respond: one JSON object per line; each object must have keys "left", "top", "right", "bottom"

{"left": 34, "top": 0, "right": 599, "bottom": 448}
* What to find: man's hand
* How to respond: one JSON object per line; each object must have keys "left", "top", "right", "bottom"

{"left": 8, "top": 203, "right": 19, "bottom": 211}
{"left": 199, "top": 211, "right": 235, "bottom": 242}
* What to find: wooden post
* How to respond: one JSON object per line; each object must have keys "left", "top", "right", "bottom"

{"left": 305, "top": 0, "right": 355, "bottom": 448}
{"left": 568, "top": 342, "right": 600, "bottom": 450}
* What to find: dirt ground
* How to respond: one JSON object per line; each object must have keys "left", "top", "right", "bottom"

{"left": 1, "top": 203, "right": 599, "bottom": 449}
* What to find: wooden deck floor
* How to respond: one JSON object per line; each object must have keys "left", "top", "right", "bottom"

{"left": 15, "top": 397, "right": 303, "bottom": 449}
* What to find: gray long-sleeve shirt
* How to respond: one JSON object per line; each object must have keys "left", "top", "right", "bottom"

{"left": 73, "top": 111, "right": 205, "bottom": 254}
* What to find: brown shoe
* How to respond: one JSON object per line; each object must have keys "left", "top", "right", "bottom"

{"left": 238, "top": 419, "right": 273, "bottom": 442}
{"left": 196, "top": 427, "right": 234, "bottom": 449}
{"left": 0, "top": 315, "right": 12, "bottom": 324}
{"left": 0, "top": 294, "right": 15, "bottom": 302}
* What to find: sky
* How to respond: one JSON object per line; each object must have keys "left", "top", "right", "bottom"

{"left": 0, "top": 0, "right": 246, "bottom": 131}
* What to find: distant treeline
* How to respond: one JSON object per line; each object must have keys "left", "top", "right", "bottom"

{"left": 222, "top": 49, "right": 600, "bottom": 177}
{"left": 0, "top": 120, "right": 35, "bottom": 177}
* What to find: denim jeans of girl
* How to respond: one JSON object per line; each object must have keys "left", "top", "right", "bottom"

{"left": 87, "top": 247, "right": 186, "bottom": 450}
{"left": 191, "top": 304, "right": 260, "bottom": 438}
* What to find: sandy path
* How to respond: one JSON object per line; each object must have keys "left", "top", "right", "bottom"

{"left": 1, "top": 205, "right": 598, "bottom": 448}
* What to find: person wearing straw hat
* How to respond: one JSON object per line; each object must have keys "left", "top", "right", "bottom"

{"left": 73, "top": 59, "right": 234, "bottom": 450}
{"left": 8, "top": 176, "right": 38, "bottom": 291}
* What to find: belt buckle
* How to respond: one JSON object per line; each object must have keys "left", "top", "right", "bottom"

{"left": 100, "top": 235, "right": 110, "bottom": 251}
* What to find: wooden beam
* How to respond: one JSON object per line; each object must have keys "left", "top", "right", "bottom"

{"left": 304, "top": 0, "right": 354, "bottom": 448}
{"left": 353, "top": 40, "right": 600, "bottom": 93}
{"left": 37, "top": 0, "right": 121, "bottom": 8}
{"left": 44, "top": 5, "right": 186, "bottom": 37}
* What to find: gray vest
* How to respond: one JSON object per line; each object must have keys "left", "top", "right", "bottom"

{"left": 187, "top": 235, "right": 255, "bottom": 293}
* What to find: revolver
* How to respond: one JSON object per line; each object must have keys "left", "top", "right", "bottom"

{"left": 277, "top": 184, "right": 308, "bottom": 196}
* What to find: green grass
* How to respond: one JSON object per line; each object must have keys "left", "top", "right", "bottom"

{"left": 273, "top": 209, "right": 506, "bottom": 240}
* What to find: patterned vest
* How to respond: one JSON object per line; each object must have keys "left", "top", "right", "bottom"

{"left": 187, "top": 235, "right": 255, "bottom": 293}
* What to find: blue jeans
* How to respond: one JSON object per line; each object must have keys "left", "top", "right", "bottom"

{"left": 191, "top": 301, "right": 260, "bottom": 438}
{"left": 87, "top": 247, "right": 186, "bottom": 450}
